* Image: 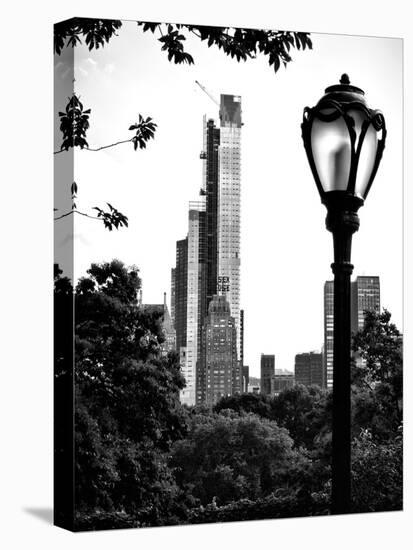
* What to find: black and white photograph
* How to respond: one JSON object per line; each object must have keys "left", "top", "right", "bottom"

{"left": 2, "top": 0, "right": 413, "bottom": 547}
{"left": 52, "top": 16, "right": 403, "bottom": 532}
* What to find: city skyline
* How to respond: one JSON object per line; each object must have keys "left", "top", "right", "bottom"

{"left": 54, "top": 23, "right": 403, "bottom": 377}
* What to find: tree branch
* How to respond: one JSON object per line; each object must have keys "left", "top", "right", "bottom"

{"left": 189, "top": 28, "right": 202, "bottom": 39}
{"left": 84, "top": 139, "right": 133, "bottom": 152}
{"left": 54, "top": 138, "right": 133, "bottom": 155}
{"left": 54, "top": 210, "right": 100, "bottom": 221}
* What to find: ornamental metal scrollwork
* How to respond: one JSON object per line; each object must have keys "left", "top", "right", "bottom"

{"left": 301, "top": 92, "right": 387, "bottom": 202}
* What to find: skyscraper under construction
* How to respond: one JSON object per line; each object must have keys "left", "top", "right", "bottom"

{"left": 173, "top": 93, "right": 242, "bottom": 406}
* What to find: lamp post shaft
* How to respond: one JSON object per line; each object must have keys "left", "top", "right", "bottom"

{"left": 331, "top": 259, "right": 353, "bottom": 514}
{"left": 327, "top": 206, "right": 359, "bottom": 514}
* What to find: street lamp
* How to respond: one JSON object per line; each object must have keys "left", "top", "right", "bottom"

{"left": 301, "top": 74, "right": 386, "bottom": 514}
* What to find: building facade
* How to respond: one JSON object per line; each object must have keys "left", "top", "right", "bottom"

{"left": 183, "top": 201, "right": 206, "bottom": 406}
{"left": 170, "top": 267, "right": 176, "bottom": 327}
{"left": 351, "top": 276, "right": 381, "bottom": 333}
{"left": 324, "top": 276, "right": 380, "bottom": 389}
{"left": 198, "top": 295, "right": 239, "bottom": 405}
{"left": 323, "top": 281, "right": 334, "bottom": 389}
{"left": 295, "top": 352, "right": 324, "bottom": 388}
{"left": 351, "top": 276, "right": 381, "bottom": 369}
{"left": 174, "top": 238, "right": 188, "bottom": 351}
{"left": 218, "top": 95, "right": 242, "bottom": 359}
{"left": 260, "top": 354, "right": 275, "bottom": 396}
{"left": 271, "top": 372, "right": 295, "bottom": 395}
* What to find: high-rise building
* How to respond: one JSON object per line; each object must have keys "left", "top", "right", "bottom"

{"left": 204, "top": 117, "right": 220, "bottom": 308}
{"left": 183, "top": 200, "right": 206, "bottom": 406}
{"left": 260, "top": 354, "right": 275, "bottom": 396}
{"left": 175, "top": 238, "right": 188, "bottom": 351}
{"left": 218, "top": 95, "right": 242, "bottom": 359}
{"left": 174, "top": 94, "right": 242, "bottom": 406}
{"left": 271, "top": 372, "right": 295, "bottom": 395}
{"left": 198, "top": 295, "right": 239, "bottom": 405}
{"left": 351, "top": 276, "right": 380, "bottom": 369}
{"left": 351, "top": 276, "right": 380, "bottom": 333}
{"left": 295, "top": 352, "right": 324, "bottom": 388}
{"left": 175, "top": 238, "right": 189, "bottom": 403}
{"left": 323, "top": 276, "right": 380, "bottom": 388}
{"left": 240, "top": 309, "right": 244, "bottom": 365}
{"left": 170, "top": 268, "right": 176, "bottom": 327}
{"left": 323, "top": 281, "right": 334, "bottom": 389}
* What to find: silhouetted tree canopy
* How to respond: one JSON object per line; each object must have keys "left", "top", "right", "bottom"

{"left": 54, "top": 18, "right": 313, "bottom": 74}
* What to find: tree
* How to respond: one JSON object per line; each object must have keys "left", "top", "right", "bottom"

{"left": 352, "top": 309, "right": 402, "bottom": 391}
{"left": 214, "top": 392, "right": 272, "bottom": 418}
{"left": 270, "top": 384, "right": 330, "bottom": 450}
{"left": 352, "top": 427, "right": 402, "bottom": 512}
{"left": 54, "top": 18, "right": 313, "bottom": 230}
{"left": 348, "top": 310, "right": 403, "bottom": 513}
{"left": 73, "top": 260, "right": 188, "bottom": 528}
{"left": 351, "top": 309, "right": 403, "bottom": 440}
{"left": 170, "top": 411, "right": 309, "bottom": 507}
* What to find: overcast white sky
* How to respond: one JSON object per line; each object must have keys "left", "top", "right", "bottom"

{"left": 54, "top": 22, "right": 402, "bottom": 377}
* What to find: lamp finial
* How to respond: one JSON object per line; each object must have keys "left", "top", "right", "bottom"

{"left": 340, "top": 73, "right": 350, "bottom": 85}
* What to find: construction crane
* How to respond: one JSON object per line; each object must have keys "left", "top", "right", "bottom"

{"left": 196, "top": 80, "right": 220, "bottom": 160}
{"left": 195, "top": 80, "right": 220, "bottom": 107}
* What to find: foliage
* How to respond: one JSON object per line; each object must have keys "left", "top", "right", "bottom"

{"left": 270, "top": 384, "right": 330, "bottom": 450}
{"left": 214, "top": 386, "right": 331, "bottom": 451}
{"left": 55, "top": 18, "right": 313, "bottom": 75}
{"left": 171, "top": 411, "right": 310, "bottom": 507}
{"left": 54, "top": 18, "right": 123, "bottom": 55}
{"left": 74, "top": 510, "right": 140, "bottom": 531}
{"left": 352, "top": 309, "right": 402, "bottom": 393}
{"left": 58, "top": 94, "right": 90, "bottom": 151}
{"left": 54, "top": 20, "right": 311, "bottom": 233}
{"left": 188, "top": 489, "right": 330, "bottom": 524}
{"left": 214, "top": 392, "right": 272, "bottom": 418}
{"left": 58, "top": 258, "right": 403, "bottom": 528}
{"left": 158, "top": 24, "right": 194, "bottom": 65}
{"left": 349, "top": 312, "right": 403, "bottom": 511}
{"left": 55, "top": 95, "right": 157, "bottom": 229}
{"left": 352, "top": 428, "right": 403, "bottom": 512}
{"left": 93, "top": 203, "right": 128, "bottom": 231}
{"left": 129, "top": 115, "right": 157, "bottom": 151}
{"left": 352, "top": 309, "right": 403, "bottom": 440}
{"left": 73, "top": 260, "right": 188, "bottom": 525}
{"left": 57, "top": 93, "right": 158, "bottom": 154}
